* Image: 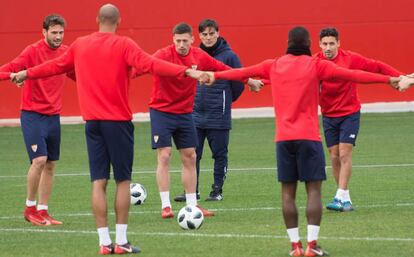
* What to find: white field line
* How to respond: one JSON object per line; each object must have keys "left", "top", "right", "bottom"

{"left": 0, "top": 227, "right": 412, "bottom": 242}
{"left": 0, "top": 202, "right": 413, "bottom": 220}
{"left": 0, "top": 163, "right": 413, "bottom": 179}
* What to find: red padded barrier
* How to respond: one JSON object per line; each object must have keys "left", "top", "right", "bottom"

{"left": 0, "top": 0, "right": 413, "bottom": 118}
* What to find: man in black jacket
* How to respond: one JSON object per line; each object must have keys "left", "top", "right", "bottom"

{"left": 174, "top": 19, "right": 244, "bottom": 201}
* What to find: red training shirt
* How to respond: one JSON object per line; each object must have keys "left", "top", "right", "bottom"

{"left": 316, "top": 49, "right": 401, "bottom": 117}
{"left": 214, "top": 54, "right": 390, "bottom": 142}
{"left": 148, "top": 45, "right": 229, "bottom": 114}
{"left": 27, "top": 32, "right": 188, "bottom": 121}
{"left": 0, "top": 40, "right": 73, "bottom": 115}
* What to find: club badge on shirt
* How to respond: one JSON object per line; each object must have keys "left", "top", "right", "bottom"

{"left": 153, "top": 135, "right": 159, "bottom": 143}
{"left": 191, "top": 65, "right": 197, "bottom": 70}
{"left": 31, "top": 144, "right": 38, "bottom": 153}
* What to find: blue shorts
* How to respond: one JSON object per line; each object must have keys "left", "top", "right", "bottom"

{"left": 276, "top": 140, "right": 326, "bottom": 182}
{"left": 149, "top": 108, "right": 198, "bottom": 149}
{"left": 85, "top": 121, "right": 134, "bottom": 182}
{"left": 20, "top": 111, "right": 60, "bottom": 162}
{"left": 322, "top": 111, "right": 360, "bottom": 147}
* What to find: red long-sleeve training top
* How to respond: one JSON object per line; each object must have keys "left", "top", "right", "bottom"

{"left": 215, "top": 54, "right": 390, "bottom": 142}
{"left": 27, "top": 32, "right": 188, "bottom": 120}
{"left": 0, "top": 40, "right": 71, "bottom": 115}
{"left": 316, "top": 49, "right": 401, "bottom": 117}
{"left": 149, "top": 45, "right": 229, "bottom": 114}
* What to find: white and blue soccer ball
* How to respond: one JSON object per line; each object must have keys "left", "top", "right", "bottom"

{"left": 177, "top": 205, "right": 204, "bottom": 230}
{"left": 130, "top": 183, "right": 147, "bottom": 205}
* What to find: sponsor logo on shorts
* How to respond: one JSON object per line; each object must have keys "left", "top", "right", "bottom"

{"left": 31, "top": 144, "right": 38, "bottom": 152}
{"left": 153, "top": 135, "right": 159, "bottom": 143}
{"left": 349, "top": 134, "right": 356, "bottom": 139}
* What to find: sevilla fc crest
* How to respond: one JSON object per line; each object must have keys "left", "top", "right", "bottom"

{"left": 31, "top": 144, "right": 38, "bottom": 152}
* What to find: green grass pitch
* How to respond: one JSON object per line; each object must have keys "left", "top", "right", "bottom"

{"left": 0, "top": 112, "right": 413, "bottom": 257}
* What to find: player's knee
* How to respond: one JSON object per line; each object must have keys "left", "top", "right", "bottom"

{"left": 339, "top": 153, "right": 352, "bottom": 164}
{"left": 93, "top": 179, "right": 108, "bottom": 191}
{"left": 44, "top": 161, "right": 56, "bottom": 174}
{"left": 158, "top": 151, "right": 172, "bottom": 166}
{"left": 183, "top": 151, "right": 196, "bottom": 163}
{"left": 330, "top": 153, "right": 340, "bottom": 163}
{"left": 31, "top": 156, "right": 47, "bottom": 170}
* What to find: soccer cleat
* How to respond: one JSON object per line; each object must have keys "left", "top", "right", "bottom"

{"left": 38, "top": 210, "right": 63, "bottom": 225}
{"left": 304, "top": 240, "right": 329, "bottom": 256}
{"left": 326, "top": 198, "right": 343, "bottom": 211}
{"left": 99, "top": 244, "right": 114, "bottom": 255}
{"left": 341, "top": 201, "right": 354, "bottom": 212}
{"left": 114, "top": 242, "right": 141, "bottom": 254}
{"left": 161, "top": 206, "right": 174, "bottom": 219}
{"left": 196, "top": 204, "right": 214, "bottom": 217}
{"left": 290, "top": 241, "right": 304, "bottom": 256}
{"left": 24, "top": 206, "right": 50, "bottom": 226}
{"left": 205, "top": 184, "right": 223, "bottom": 201}
{"left": 173, "top": 192, "right": 200, "bottom": 202}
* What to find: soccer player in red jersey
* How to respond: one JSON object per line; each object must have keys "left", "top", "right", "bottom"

{"left": 200, "top": 26, "right": 399, "bottom": 257}
{"left": 141, "top": 22, "right": 260, "bottom": 219}
{"left": 0, "top": 14, "right": 74, "bottom": 226}
{"left": 12, "top": 4, "right": 202, "bottom": 255}
{"left": 146, "top": 22, "right": 231, "bottom": 218}
{"left": 316, "top": 28, "right": 402, "bottom": 212}
{"left": 173, "top": 19, "right": 246, "bottom": 203}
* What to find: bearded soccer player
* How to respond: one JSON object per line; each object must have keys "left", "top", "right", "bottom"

{"left": 316, "top": 27, "right": 402, "bottom": 212}
{"left": 0, "top": 14, "right": 75, "bottom": 226}
{"left": 12, "top": 4, "right": 202, "bottom": 255}
{"left": 200, "top": 26, "right": 399, "bottom": 257}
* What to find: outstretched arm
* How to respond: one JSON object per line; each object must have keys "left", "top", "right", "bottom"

{"left": 26, "top": 47, "right": 75, "bottom": 80}
{"left": 124, "top": 39, "right": 188, "bottom": 77}
{"left": 0, "top": 45, "right": 33, "bottom": 73}
{"left": 209, "top": 59, "right": 274, "bottom": 85}
{"left": 351, "top": 52, "right": 402, "bottom": 76}
{"left": 317, "top": 59, "right": 397, "bottom": 85}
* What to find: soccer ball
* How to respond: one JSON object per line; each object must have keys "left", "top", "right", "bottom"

{"left": 177, "top": 205, "right": 204, "bottom": 230}
{"left": 130, "top": 183, "right": 147, "bottom": 205}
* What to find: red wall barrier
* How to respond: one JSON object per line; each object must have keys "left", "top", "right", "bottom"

{"left": 1, "top": 0, "right": 413, "bottom": 118}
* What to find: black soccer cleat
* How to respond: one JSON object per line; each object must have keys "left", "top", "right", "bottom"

{"left": 205, "top": 184, "right": 223, "bottom": 201}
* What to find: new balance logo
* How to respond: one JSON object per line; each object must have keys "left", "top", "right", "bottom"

{"left": 349, "top": 134, "right": 356, "bottom": 138}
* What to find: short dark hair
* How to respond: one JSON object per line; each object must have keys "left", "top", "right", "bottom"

{"left": 198, "top": 19, "right": 219, "bottom": 33}
{"left": 288, "top": 26, "right": 310, "bottom": 47}
{"left": 43, "top": 14, "right": 66, "bottom": 30}
{"left": 320, "top": 27, "right": 339, "bottom": 40}
{"left": 173, "top": 22, "right": 193, "bottom": 35}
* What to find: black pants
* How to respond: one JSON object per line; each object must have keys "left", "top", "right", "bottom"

{"left": 195, "top": 128, "right": 229, "bottom": 192}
